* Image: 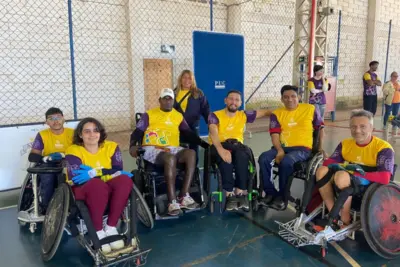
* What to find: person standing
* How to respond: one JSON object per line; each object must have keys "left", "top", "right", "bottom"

{"left": 308, "top": 65, "right": 329, "bottom": 121}
{"left": 382, "top": 71, "right": 400, "bottom": 128}
{"left": 362, "top": 61, "right": 382, "bottom": 116}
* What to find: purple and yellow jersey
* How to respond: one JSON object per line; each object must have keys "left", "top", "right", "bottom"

{"left": 363, "top": 71, "right": 380, "bottom": 96}
{"left": 208, "top": 109, "right": 256, "bottom": 144}
{"left": 308, "top": 77, "right": 328, "bottom": 105}
{"left": 136, "top": 107, "right": 190, "bottom": 147}
{"left": 269, "top": 103, "right": 323, "bottom": 149}
{"left": 31, "top": 128, "right": 74, "bottom": 156}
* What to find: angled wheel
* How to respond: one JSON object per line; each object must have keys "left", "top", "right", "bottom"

{"left": 133, "top": 184, "right": 154, "bottom": 229}
{"left": 41, "top": 183, "right": 70, "bottom": 261}
{"left": 18, "top": 173, "right": 34, "bottom": 212}
{"left": 361, "top": 182, "right": 400, "bottom": 259}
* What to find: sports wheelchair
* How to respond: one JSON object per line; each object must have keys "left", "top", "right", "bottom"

{"left": 254, "top": 129, "right": 324, "bottom": 213}
{"left": 131, "top": 113, "right": 208, "bottom": 226}
{"left": 276, "top": 164, "right": 400, "bottom": 259}
{"left": 18, "top": 160, "right": 65, "bottom": 233}
{"left": 39, "top": 166, "right": 151, "bottom": 267}
{"left": 204, "top": 139, "right": 259, "bottom": 213}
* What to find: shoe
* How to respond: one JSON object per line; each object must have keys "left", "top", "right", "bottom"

{"left": 259, "top": 195, "right": 274, "bottom": 207}
{"left": 104, "top": 225, "right": 125, "bottom": 251}
{"left": 96, "top": 230, "right": 112, "bottom": 254}
{"left": 237, "top": 194, "right": 249, "bottom": 211}
{"left": 168, "top": 200, "right": 182, "bottom": 216}
{"left": 178, "top": 193, "right": 199, "bottom": 210}
{"left": 225, "top": 195, "right": 239, "bottom": 211}
{"left": 269, "top": 197, "right": 287, "bottom": 211}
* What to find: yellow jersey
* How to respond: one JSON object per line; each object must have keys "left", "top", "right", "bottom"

{"left": 176, "top": 89, "right": 190, "bottom": 112}
{"left": 32, "top": 128, "right": 74, "bottom": 156}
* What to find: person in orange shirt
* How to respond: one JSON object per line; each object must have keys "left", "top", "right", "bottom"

{"left": 382, "top": 71, "right": 400, "bottom": 128}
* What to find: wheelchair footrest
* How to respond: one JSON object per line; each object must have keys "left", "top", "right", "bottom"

{"left": 101, "top": 248, "right": 152, "bottom": 267}
{"left": 18, "top": 211, "right": 44, "bottom": 223}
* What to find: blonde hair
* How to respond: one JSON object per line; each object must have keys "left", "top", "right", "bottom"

{"left": 175, "top": 70, "right": 203, "bottom": 99}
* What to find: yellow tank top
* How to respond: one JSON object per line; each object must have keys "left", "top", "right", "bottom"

{"left": 176, "top": 89, "right": 190, "bottom": 112}
{"left": 142, "top": 108, "right": 183, "bottom": 147}
{"left": 273, "top": 103, "right": 315, "bottom": 149}
{"left": 40, "top": 128, "right": 74, "bottom": 156}
{"left": 66, "top": 140, "right": 118, "bottom": 169}
{"left": 209, "top": 109, "right": 247, "bottom": 144}
{"left": 341, "top": 137, "right": 393, "bottom": 167}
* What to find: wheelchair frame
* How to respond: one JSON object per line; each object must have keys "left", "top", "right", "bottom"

{"left": 17, "top": 163, "right": 64, "bottom": 233}
{"left": 204, "top": 144, "right": 260, "bottom": 213}
{"left": 275, "top": 165, "right": 399, "bottom": 259}
{"left": 40, "top": 172, "right": 152, "bottom": 267}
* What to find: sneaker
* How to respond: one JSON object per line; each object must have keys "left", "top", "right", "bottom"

{"left": 259, "top": 195, "right": 274, "bottom": 207}
{"left": 104, "top": 225, "right": 125, "bottom": 251}
{"left": 168, "top": 200, "right": 182, "bottom": 216}
{"left": 225, "top": 195, "right": 239, "bottom": 211}
{"left": 178, "top": 193, "right": 199, "bottom": 210}
{"left": 96, "top": 230, "right": 112, "bottom": 254}
{"left": 237, "top": 194, "right": 249, "bottom": 211}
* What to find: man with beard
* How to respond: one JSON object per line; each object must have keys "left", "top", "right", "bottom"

{"left": 130, "top": 88, "right": 209, "bottom": 216}
{"left": 258, "top": 85, "right": 326, "bottom": 210}
{"left": 208, "top": 90, "right": 272, "bottom": 211}
{"left": 28, "top": 107, "right": 74, "bottom": 212}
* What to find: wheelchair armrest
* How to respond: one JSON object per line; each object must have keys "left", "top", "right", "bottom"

{"left": 27, "top": 166, "right": 64, "bottom": 174}
{"left": 137, "top": 147, "right": 145, "bottom": 156}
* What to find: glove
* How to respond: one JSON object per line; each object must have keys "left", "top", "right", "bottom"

{"left": 44, "top": 152, "right": 63, "bottom": 162}
{"left": 200, "top": 140, "right": 210, "bottom": 149}
{"left": 72, "top": 164, "right": 102, "bottom": 185}
{"left": 345, "top": 164, "right": 366, "bottom": 176}
{"left": 327, "top": 163, "right": 346, "bottom": 172}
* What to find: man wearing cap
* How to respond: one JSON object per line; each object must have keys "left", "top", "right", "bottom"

{"left": 129, "top": 88, "right": 209, "bottom": 216}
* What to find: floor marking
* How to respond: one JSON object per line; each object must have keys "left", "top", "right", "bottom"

{"left": 330, "top": 241, "right": 361, "bottom": 267}
{"left": 0, "top": 205, "right": 17, "bottom": 211}
{"left": 181, "top": 233, "right": 269, "bottom": 266}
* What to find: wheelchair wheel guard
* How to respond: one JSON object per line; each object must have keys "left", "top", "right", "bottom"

{"left": 18, "top": 172, "right": 34, "bottom": 212}
{"left": 133, "top": 183, "right": 154, "bottom": 229}
{"left": 41, "top": 183, "right": 70, "bottom": 262}
{"left": 361, "top": 182, "right": 400, "bottom": 260}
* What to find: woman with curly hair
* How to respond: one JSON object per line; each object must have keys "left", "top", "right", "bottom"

{"left": 65, "top": 117, "right": 133, "bottom": 254}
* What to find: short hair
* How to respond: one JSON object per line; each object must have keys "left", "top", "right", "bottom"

{"left": 280, "top": 85, "right": 298, "bottom": 96}
{"left": 391, "top": 71, "right": 398, "bottom": 77}
{"left": 350, "top": 109, "right": 374, "bottom": 126}
{"left": 313, "top": 65, "right": 324, "bottom": 74}
{"left": 226, "top": 90, "right": 242, "bottom": 98}
{"left": 369, "top": 61, "right": 379, "bottom": 67}
{"left": 45, "top": 107, "right": 63, "bottom": 119}
{"left": 73, "top": 117, "right": 107, "bottom": 146}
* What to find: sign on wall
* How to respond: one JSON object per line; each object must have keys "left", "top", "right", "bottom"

{"left": 0, "top": 121, "right": 79, "bottom": 191}
{"left": 193, "top": 31, "right": 245, "bottom": 136}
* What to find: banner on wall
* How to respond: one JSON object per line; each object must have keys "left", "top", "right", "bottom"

{"left": 0, "top": 121, "right": 79, "bottom": 191}
{"left": 193, "top": 31, "right": 245, "bottom": 136}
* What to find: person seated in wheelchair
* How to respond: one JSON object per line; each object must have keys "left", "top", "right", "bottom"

{"left": 65, "top": 117, "right": 134, "bottom": 255}
{"left": 316, "top": 109, "right": 394, "bottom": 228}
{"left": 129, "top": 88, "right": 209, "bottom": 216}
{"left": 258, "top": 85, "right": 326, "bottom": 211}
{"left": 208, "top": 89, "right": 272, "bottom": 211}
{"left": 28, "top": 107, "right": 74, "bottom": 212}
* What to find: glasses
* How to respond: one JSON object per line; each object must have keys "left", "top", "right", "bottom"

{"left": 47, "top": 116, "right": 63, "bottom": 121}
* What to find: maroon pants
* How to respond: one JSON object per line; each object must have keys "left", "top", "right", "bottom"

{"left": 72, "top": 175, "right": 133, "bottom": 231}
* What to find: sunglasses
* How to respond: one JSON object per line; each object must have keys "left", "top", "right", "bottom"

{"left": 47, "top": 116, "right": 63, "bottom": 121}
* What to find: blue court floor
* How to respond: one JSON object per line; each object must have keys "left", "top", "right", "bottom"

{"left": 0, "top": 117, "right": 399, "bottom": 267}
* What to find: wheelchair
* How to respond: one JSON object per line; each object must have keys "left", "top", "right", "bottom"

{"left": 204, "top": 139, "right": 259, "bottom": 213}
{"left": 276, "top": 164, "right": 400, "bottom": 259}
{"left": 17, "top": 160, "right": 64, "bottom": 233}
{"left": 39, "top": 167, "right": 151, "bottom": 267}
{"left": 254, "top": 129, "right": 324, "bottom": 214}
{"left": 131, "top": 113, "right": 208, "bottom": 226}
{"left": 384, "top": 115, "right": 400, "bottom": 143}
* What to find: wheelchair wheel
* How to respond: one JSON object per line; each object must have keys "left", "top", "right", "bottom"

{"left": 361, "top": 182, "right": 400, "bottom": 260}
{"left": 18, "top": 173, "right": 34, "bottom": 212}
{"left": 133, "top": 184, "right": 154, "bottom": 229}
{"left": 41, "top": 183, "right": 70, "bottom": 262}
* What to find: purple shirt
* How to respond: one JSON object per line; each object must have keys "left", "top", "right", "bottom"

{"left": 208, "top": 110, "right": 257, "bottom": 125}
{"left": 32, "top": 133, "right": 44, "bottom": 151}
{"left": 136, "top": 112, "right": 190, "bottom": 132}
{"left": 363, "top": 71, "right": 379, "bottom": 96}
{"left": 66, "top": 146, "right": 123, "bottom": 179}
{"left": 309, "top": 77, "right": 327, "bottom": 105}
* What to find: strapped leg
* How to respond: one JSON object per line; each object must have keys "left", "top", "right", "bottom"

{"left": 328, "top": 186, "right": 353, "bottom": 226}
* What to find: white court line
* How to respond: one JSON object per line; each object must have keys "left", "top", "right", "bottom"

{"left": 0, "top": 205, "right": 17, "bottom": 211}
{"left": 330, "top": 241, "right": 361, "bottom": 267}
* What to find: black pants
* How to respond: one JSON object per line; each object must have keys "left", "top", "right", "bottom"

{"left": 211, "top": 141, "right": 251, "bottom": 192}
{"left": 363, "top": 94, "right": 377, "bottom": 116}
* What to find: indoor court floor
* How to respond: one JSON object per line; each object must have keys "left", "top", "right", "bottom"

{"left": 0, "top": 116, "right": 399, "bottom": 267}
